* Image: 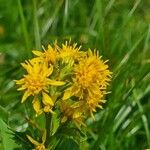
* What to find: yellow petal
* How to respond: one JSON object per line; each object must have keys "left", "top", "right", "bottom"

{"left": 30, "top": 57, "right": 42, "bottom": 63}
{"left": 42, "top": 92, "right": 54, "bottom": 106}
{"left": 100, "top": 100, "right": 106, "bottom": 103}
{"left": 46, "top": 65, "right": 53, "bottom": 76}
{"left": 21, "top": 62, "right": 29, "bottom": 71}
{"left": 72, "top": 101, "right": 83, "bottom": 108}
{"left": 17, "top": 86, "right": 26, "bottom": 91}
{"left": 73, "top": 112, "right": 82, "bottom": 119}
{"left": 26, "top": 135, "right": 40, "bottom": 146}
{"left": 90, "top": 111, "right": 95, "bottom": 121}
{"left": 32, "top": 50, "right": 43, "bottom": 56}
{"left": 33, "top": 62, "right": 40, "bottom": 74}
{"left": 32, "top": 98, "right": 42, "bottom": 115}
{"left": 48, "top": 79, "right": 65, "bottom": 86}
{"left": 97, "top": 105, "right": 103, "bottom": 109}
{"left": 48, "top": 44, "right": 53, "bottom": 50}
{"left": 63, "top": 87, "right": 72, "bottom": 100}
{"left": 21, "top": 61, "right": 33, "bottom": 74}
{"left": 15, "top": 79, "right": 24, "bottom": 85}
{"left": 21, "top": 91, "right": 31, "bottom": 103}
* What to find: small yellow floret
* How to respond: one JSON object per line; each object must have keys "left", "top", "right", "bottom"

{"left": 60, "top": 101, "right": 86, "bottom": 128}
{"left": 58, "top": 41, "right": 85, "bottom": 63}
{"left": 32, "top": 44, "right": 58, "bottom": 64}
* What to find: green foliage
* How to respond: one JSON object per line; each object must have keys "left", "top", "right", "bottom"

{"left": 50, "top": 125, "right": 87, "bottom": 150}
{"left": 0, "top": 0, "right": 149, "bottom": 149}
{"left": 11, "top": 129, "right": 33, "bottom": 150}
{"left": 0, "top": 119, "right": 17, "bottom": 150}
{"left": 0, "top": 105, "right": 8, "bottom": 122}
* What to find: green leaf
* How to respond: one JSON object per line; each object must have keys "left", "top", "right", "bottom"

{"left": 55, "top": 138, "right": 79, "bottom": 150}
{"left": 0, "top": 105, "right": 8, "bottom": 122}
{"left": 51, "top": 113, "right": 60, "bottom": 136}
{"left": 54, "top": 126, "right": 87, "bottom": 147}
{"left": 10, "top": 128, "right": 35, "bottom": 150}
{"left": 0, "top": 119, "right": 17, "bottom": 150}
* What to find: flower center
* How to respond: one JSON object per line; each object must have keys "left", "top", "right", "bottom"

{"left": 25, "top": 75, "right": 45, "bottom": 94}
{"left": 75, "top": 64, "right": 97, "bottom": 88}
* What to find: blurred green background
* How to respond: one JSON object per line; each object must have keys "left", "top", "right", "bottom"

{"left": 0, "top": 0, "right": 150, "bottom": 149}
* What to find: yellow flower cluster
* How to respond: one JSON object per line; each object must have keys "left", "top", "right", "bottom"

{"left": 15, "top": 41, "right": 111, "bottom": 126}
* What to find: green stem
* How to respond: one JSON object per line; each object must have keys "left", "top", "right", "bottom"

{"left": 17, "top": 0, "right": 31, "bottom": 57}
{"left": 32, "top": 0, "right": 41, "bottom": 49}
{"left": 45, "top": 113, "right": 52, "bottom": 148}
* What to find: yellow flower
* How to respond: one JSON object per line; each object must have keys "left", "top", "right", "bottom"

{"left": 32, "top": 44, "right": 58, "bottom": 64}
{"left": 58, "top": 41, "right": 85, "bottom": 63}
{"left": 63, "top": 50, "right": 111, "bottom": 117}
{"left": 60, "top": 101, "right": 85, "bottom": 128}
{"left": 15, "top": 60, "right": 65, "bottom": 115}
{"left": 15, "top": 60, "right": 52, "bottom": 102}
{"left": 27, "top": 130, "right": 46, "bottom": 150}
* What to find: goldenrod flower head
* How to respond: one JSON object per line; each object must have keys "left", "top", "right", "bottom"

{"left": 74, "top": 50, "right": 111, "bottom": 91}
{"left": 58, "top": 41, "right": 84, "bottom": 63}
{"left": 63, "top": 49, "right": 111, "bottom": 118}
{"left": 32, "top": 44, "right": 58, "bottom": 64}
{"left": 15, "top": 60, "right": 54, "bottom": 102}
{"left": 15, "top": 60, "right": 65, "bottom": 115}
